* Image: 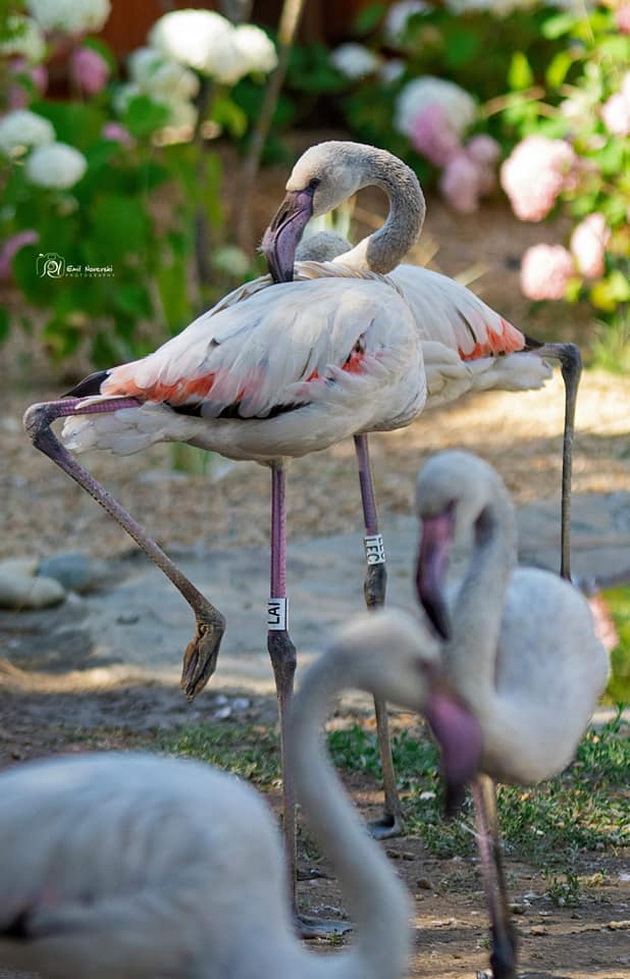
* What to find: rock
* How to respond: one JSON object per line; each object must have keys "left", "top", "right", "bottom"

{"left": 37, "top": 552, "right": 109, "bottom": 593}
{"left": 0, "top": 557, "right": 39, "bottom": 577}
{"left": 0, "top": 569, "right": 65, "bottom": 609}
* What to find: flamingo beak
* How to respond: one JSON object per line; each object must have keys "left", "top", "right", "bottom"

{"left": 426, "top": 684, "right": 482, "bottom": 817}
{"left": 415, "top": 510, "right": 455, "bottom": 641}
{"left": 261, "top": 187, "right": 316, "bottom": 283}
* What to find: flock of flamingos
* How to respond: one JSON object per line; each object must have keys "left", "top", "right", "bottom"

{"left": 1, "top": 140, "right": 609, "bottom": 979}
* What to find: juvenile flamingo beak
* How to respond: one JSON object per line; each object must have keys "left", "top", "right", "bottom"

{"left": 262, "top": 187, "right": 316, "bottom": 283}
{"left": 426, "top": 684, "right": 482, "bottom": 817}
{"left": 415, "top": 510, "right": 455, "bottom": 641}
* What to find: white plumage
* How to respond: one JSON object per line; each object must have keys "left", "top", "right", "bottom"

{"left": 0, "top": 608, "right": 480, "bottom": 979}
{"left": 415, "top": 448, "right": 609, "bottom": 782}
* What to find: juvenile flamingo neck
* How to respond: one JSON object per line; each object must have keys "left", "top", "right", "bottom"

{"left": 288, "top": 658, "right": 412, "bottom": 979}
{"left": 445, "top": 485, "right": 517, "bottom": 708}
{"left": 333, "top": 152, "right": 425, "bottom": 275}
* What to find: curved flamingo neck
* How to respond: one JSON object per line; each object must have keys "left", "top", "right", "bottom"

{"left": 332, "top": 150, "right": 426, "bottom": 275}
{"left": 445, "top": 480, "right": 517, "bottom": 709}
{"left": 287, "top": 657, "right": 412, "bottom": 979}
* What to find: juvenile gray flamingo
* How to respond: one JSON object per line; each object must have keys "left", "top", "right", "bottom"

{"left": 0, "top": 608, "right": 481, "bottom": 979}
{"left": 414, "top": 449, "right": 609, "bottom": 979}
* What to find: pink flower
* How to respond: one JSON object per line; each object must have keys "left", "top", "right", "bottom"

{"left": 0, "top": 230, "right": 39, "bottom": 280}
{"left": 70, "top": 46, "right": 109, "bottom": 95}
{"left": 410, "top": 103, "right": 462, "bottom": 166}
{"left": 616, "top": 2, "right": 630, "bottom": 33}
{"left": 465, "top": 134, "right": 500, "bottom": 195}
{"left": 439, "top": 152, "right": 482, "bottom": 213}
{"left": 570, "top": 213, "right": 610, "bottom": 278}
{"left": 520, "top": 244, "right": 575, "bottom": 301}
{"left": 7, "top": 58, "right": 48, "bottom": 109}
{"left": 102, "top": 121, "right": 135, "bottom": 146}
{"left": 500, "top": 135, "right": 576, "bottom": 222}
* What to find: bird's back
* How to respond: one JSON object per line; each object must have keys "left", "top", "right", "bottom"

{"left": 0, "top": 753, "right": 289, "bottom": 979}
{"left": 487, "top": 568, "right": 609, "bottom": 783}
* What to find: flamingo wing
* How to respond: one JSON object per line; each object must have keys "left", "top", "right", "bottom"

{"left": 391, "top": 265, "right": 525, "bottom": 359}
{"left": 100, "top": 277, "right": 416, "bottom": 420}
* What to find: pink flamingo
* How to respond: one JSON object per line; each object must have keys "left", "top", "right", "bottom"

{"left": 24, "top": 141, "right": 428, "bottom": 924}
{"left": 414, "top": 449, "right": 609, "bottom": 979}
{"left": 260, "top": 141, "right": 581, "bottom": 835}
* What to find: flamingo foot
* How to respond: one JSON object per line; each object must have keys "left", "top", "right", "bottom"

{"left": 367, "top": 811, "right": 404, "bottom": 840}
{"left": 180, "top": 606, "right": 227, "bottom": 700}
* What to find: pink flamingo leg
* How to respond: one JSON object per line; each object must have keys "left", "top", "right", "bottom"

{"left": 472, "top": 775, "right": 519, "bottom": 979}
{"left": 266, "top": 461, "right": 298, "bottom": 901}
{"left": 354, "top": 434, "right": 403, "bottom": 838}
{"left": 23, "top": 399, "right": 225, "bottom": 699}
{"left": 266, "top": 462, "right": 351, "bottom": 938}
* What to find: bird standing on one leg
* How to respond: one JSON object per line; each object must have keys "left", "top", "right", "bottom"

{"left": 261, "top": 141, "right": 583, "bottom": 837}
{"left": 414, "top": 449, "right": 609, "bottom": 979}
{"left": 24, "top": 140, "right": 428, "bottom": 922}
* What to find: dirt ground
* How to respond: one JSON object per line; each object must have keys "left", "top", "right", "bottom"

{"left": 0, "top": 144, "right": 628, "bottom": 977}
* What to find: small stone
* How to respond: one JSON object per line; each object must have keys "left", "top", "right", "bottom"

{"left": 0, "top": 570, "right": 65, "bottom": 609}
{"left": 530, "top": 925, "right": 548, "bottom": 936}
{"left": 416, "top": 877, "right": 433, "bottom": 890}
{"left": 0, "top": 557, "right": 39, "bottom": 577}
{"left": 37, "top": 552, "right": 108, "bottom": 593}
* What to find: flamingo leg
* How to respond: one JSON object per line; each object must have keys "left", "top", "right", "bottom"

{"left": 527, "top": 340, "right": 582, "bottom": 581}
{"left": 266, "top": 463, "right": 352, "bottom": 938}
{"left": 354, "top": 434, "right": 403, "bottom": 839}
{"left": 472, "top": 775, "right": 518, "bottom": 979}
{"left": 23, "top": 399, "right": 225, "bottom": 699}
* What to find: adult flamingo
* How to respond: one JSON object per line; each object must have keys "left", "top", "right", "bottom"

{"left": 261, "top": 141, "right": 582, "bottom": 835}
{"left": 24, "top": 141, "right": 427, "bottom": 919}
{"left": 0, "top": 608, "right": 481, "bottom": 979}
{"left": 414, "top": 450, "right": 609, "bottom": 979}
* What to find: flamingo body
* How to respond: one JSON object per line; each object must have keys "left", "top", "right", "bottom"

{"left": 62, "top": 272, "right": 424, "bottom": 463}
{"left": 415, "top": 450, "right": 609, "bottom": 785}
{"left": 0, "top": 608, "right": 480, "bottom": 979}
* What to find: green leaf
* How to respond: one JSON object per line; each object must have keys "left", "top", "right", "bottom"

{"left": 31, "top": 100, "right": 104, "bottom": 149}
{"left": 89, "top": 194, "right": 150, "bottom": 257}
{"left": 540, "top": 12, "right": 576, "bottom": 39}
{"left": 212, "top": 95, "right": 248, "bottom": 139}
{"left": 443, "top": 26, "right": 480, "bottom": 69}
{"left": 508, "top": 51, "right": 534, "bottom": 91}
{"left": 122, "top": 95, "right": 170, "bottom": 138}
{"left": 546, "top": 50, "right": 575, "bottom": 89}
{"left": 352, "top": 2, "right": 386, "bottom": 36}
{"left": 0, "top": 306, "right": 9, "bottom": 344}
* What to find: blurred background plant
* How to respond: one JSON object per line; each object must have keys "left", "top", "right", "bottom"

{"left": 311, "top": 0, "right": 629, "bottom": 365}
{"left": 0, "top": 0, "right": 277, "bottom": 367}
{"left": 0, "top": 0, "right": 628, "bottom": 371}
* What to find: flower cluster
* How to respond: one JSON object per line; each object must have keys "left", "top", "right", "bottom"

{"left": 0, "top": 108, "right": 87, "bottom": 187}
{"left": 499, "top": 6, "right": 629, "bottom": 323}
{"left": 25, "top": 0, "right": 111, "bottom": 36}
{"left": 500, "top": 135, "right": 577, "bottom": 222}
{"left": 148, "top": 8, "right": 277, "bottom": 84}
{"left": 396, "top": 77, "right": 500, "bottom": 212}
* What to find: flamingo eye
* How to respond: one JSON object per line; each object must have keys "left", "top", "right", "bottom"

{"left": 308, "top": 177, "right": 321, "bottom": 191}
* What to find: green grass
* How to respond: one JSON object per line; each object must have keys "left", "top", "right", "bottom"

{"left": 156, "top": 723, "right": 282, "bottom": 786}
{"left": 604, "top": 585, "right": 630, "bottom": 704}
{"left": 329, "top": 712, "right": 629, "bottom": 865}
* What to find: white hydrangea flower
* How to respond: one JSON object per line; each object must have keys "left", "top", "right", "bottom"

{"left": 0, "top": 14, "right": 46, "bottom": 63}
{"left": 128, "top": 47, "right": 200, "bottom": 100}
{"left": 384, "top": 0, "right": 432, "bottom": 46}
{"left": 26, "top": 0, "right": 111, "bottom": 35}
{"left": 445, "top": 0, "right": 537, "bottom": 12}
{"left": 0, "top": 109, "right": 55, "bottom": 157}
{"left": 379, "top": 59, "right": 406, "bottom": 85}
{"left": 25, "top": 142, "right": 87, "bottom": 189}
{"left": 233, "top": 24, "right": 278, "bottom": 75}
{"left": 149, "top": 9, "right": 237, "bottom": 79}
{"left": 330, "top": 43, "right": 381, "bottom": 80}
{"left": 395, "top": 76, "right": 476, "bottom": 137}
